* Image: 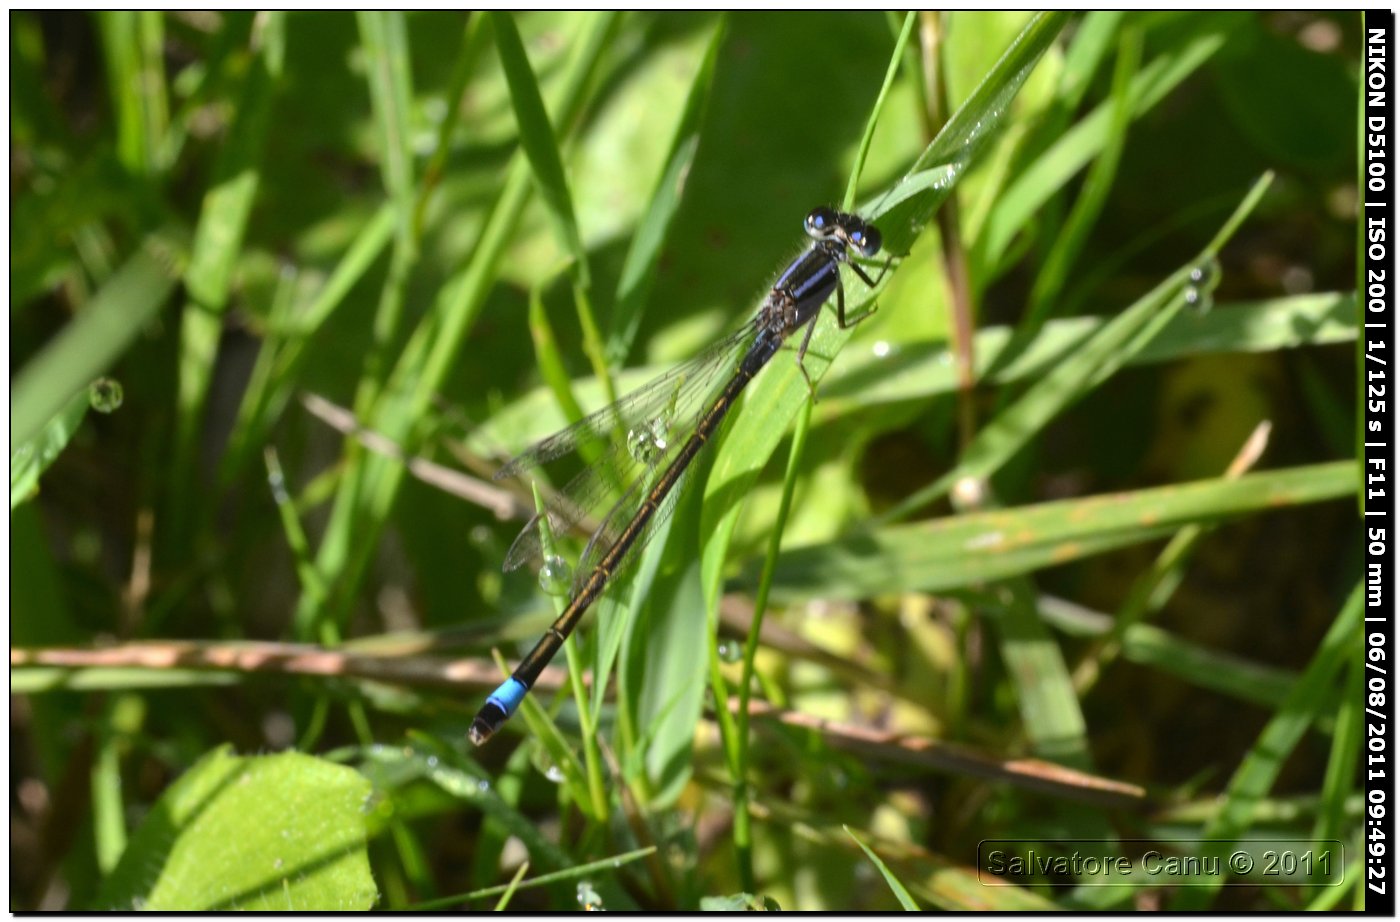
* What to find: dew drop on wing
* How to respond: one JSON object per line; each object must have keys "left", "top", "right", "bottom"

{"left": 627, "top": 416, "right": 671, "bottom": 465}
{"left": 494, "top": 323, "right": 755, "bottom": 481}
{"left": 496, "top": 324, "right": 755, "bottom": 574}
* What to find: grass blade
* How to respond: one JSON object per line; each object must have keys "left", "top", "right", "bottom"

{"left": 880, "top": 172, "right": 1275, "bottom": 523}
{"left": 11, "top": 235, "right": 180, "bottom": 450}
{"left": 491, "top": 11, "right": 591, "bottom": 288}
{"left": 606, "top": 16, "right": 726, "bottom": 363}
{"left": 1169, "top": 582, "right": 1362, "bottom": 909}
{"left": 756, "top": 461, "right": 1356, "bottom": 601}
{"left": 846, "top": 827, "right": 920, "bottom": 910}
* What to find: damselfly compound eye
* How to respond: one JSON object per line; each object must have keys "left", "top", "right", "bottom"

{"left": 851, "top": 224, "right": 882, "bottom": 257}
{"left": 804, "top": 206, "right": 838, "bottom": 238}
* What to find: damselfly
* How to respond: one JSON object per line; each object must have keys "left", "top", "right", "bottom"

{"left": 470, "top": 206, "right": 889, "bottom": 745}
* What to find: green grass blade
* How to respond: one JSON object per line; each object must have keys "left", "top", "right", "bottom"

{"left": 528, "top": 281, "right": 588, "bottom": 427}
{"left": 97, "top": 11, "right": 168, "bottom": 177}
{"left": 997, "top": 576, "right": 1089, "bottom": 765}
{"left": 470, "top": 292, "right": 1356, "bottom": 453}
{"left": 356, "top": 12, "right": 416, "bottom": 241}
{"left": 219, "top": 203, "right": 397, "bottom": 485}
{"left": 974, "top": 12, "right": 1240, "bottom": 277}
{"left": 606, "top": 16, "right": 726, "bottom": 364}
{"left": 821, "top": 291, "right": 1357, "bottom": 413}
{"left": 865, "top": 12, "right": 1072, "bottom": 251}
{"left": 292, "top": 12, "right": 621, "bottom": 637}
{"left": 842, "top": 11, "right": 917, "bottom": 211}
{"left": 413, "top": 15, "right": 492, "bottom": 240}
{"left": 353, "top": 12, "right": 418, "bottom": 409}
{"left": 434, "top": 846, "right": 654, "bottom": 907}
{"left": 11, "top": 388, "right": 90, "bottom": 509}
{"left": 1169, "top": 582, "right": 1362, "bottom": 909}
{"left": 11, "top": 235, "right": 180, "bottom": 450}
{"left": 846, "top": 827, "right": 920, "bottom": 910}
{"left": 1035, "top": 596, "right": 1299, "bottom": 708}
{"left": 755, "top": 461, "right": 1356, "bottom": 601}
{"left": 490, "top": 11, "right": 591, "bottom": 288}
{"left": 701, "top": 10, "right": 1071, "bottom": 655}
{"left": 1023, "top": 25, "right": 1141, "bottom": 329}
{"left": 1314, "top": 649, "right": 1364, "bottom": 846}
{"left": 170, "top": 12, "right": 285, "bottom": 537}
{"left": 881, "top": 172, "right": 1275, "bottom": 523}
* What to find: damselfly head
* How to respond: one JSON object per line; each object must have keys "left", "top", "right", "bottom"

{"left": 805, "top": 206, "right": 882, "bottom": 258}
{"left": 847, "top": 222, "right": 882, "bottom": 258}
{"left": 804, "top": 206, "right": 840, "bottom": 239}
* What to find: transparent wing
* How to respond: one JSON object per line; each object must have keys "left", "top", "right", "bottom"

{"left": 499, "top": 319, "right": 757, "bottom": 573}
{"left": 571, "top": 462, "right": 695, "bottom": 595}
{"left": 496, "top": 322, "right": 757, "bottom": 479}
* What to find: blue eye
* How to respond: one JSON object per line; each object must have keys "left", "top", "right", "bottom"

{"left": 852, "top": 225, "right": 882, "bottom": 257}
{"left": 805, "top": 206, "right": 838, "bottom": 237}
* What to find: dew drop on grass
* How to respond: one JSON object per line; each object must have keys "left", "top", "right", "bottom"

{"left": 576, "top": 881, "right": 604, "bottom": 911}
{"left": 89, "top": 377, "right": 123, "bottom": 413}
{"left": 1183, "top": 258, "right": 1222, "bottom": 314}
{"left": 539, "top": 555, "right": 573, "bottom": 596}
{"left": 532, "top": 747, "right": 567, "bottom": 784}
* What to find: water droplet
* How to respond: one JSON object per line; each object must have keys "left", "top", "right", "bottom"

{"left": 626, "top": 417, "right": 670, "bottom": 465}
{"left": 1183, "top": 258, "right": 1221, "bottom": 314}
{"left": 532, "top": 747, "right": 567, "bottom": 783}
{"left": 89, "top": 377, "right": 124, "bottom": 413}
{"left": 266, "top": 466, "right": 289, "bottom": 504}
{"left": 1187, "top": 261, "right": 1219, "bottom": 289}
{"left": 871, "top": 340, "right": 892, "bottom": 359}
{"left": 477, "top": 778, "right": 491, "bottom": 792}
{"left": 576, "top": 881, "right": 604, "bottom": 911}
{"left": 424, "top": 755, "right": 439, "bottom": 769}
{"left": 539, "top": 555, "right": 572, "bottom": 596}
{"left": 717, "top": 640, "right": 742, "bottom": 664}
{"left": 951, "top": 475, "right": 989, "bottom": 512}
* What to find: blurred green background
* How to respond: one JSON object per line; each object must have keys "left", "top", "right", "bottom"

{"left": 10, "top": 11, "right": 1362, "bottom": 911}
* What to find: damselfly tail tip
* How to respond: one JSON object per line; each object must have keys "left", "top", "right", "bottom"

{"left": 469, "top": 678, "right": 525, "bottom": 745}
{"left": 468, "top": 707, "right": 503, "bottom": 746}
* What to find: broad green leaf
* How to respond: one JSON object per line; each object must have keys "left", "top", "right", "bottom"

{"left": 97, "top": 747, "right": 376, "bottom": 911}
